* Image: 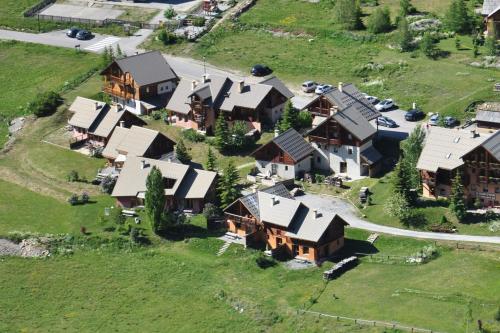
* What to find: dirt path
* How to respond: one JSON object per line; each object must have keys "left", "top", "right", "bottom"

{"left": 0, "top": 239, "right": 21, "bottom": 256}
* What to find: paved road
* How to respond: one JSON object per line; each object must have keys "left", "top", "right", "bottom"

{"left": 296, "top": 193, "right": 500, "bottom": 244}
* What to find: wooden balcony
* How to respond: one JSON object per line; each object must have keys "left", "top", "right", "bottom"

{"left": 309, "top": 135, "right": 342, "bottom": 146}
{"left": 225, "top": 213, "right": 257, "bottom": 227}
{"left": 103, "top": 86, "right": 135, "bottom": 100}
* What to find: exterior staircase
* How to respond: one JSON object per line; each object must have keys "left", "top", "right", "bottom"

{"left": 217, "top": 241, "right": 231, "bottom": 256}
{"left": 367, "top": 233, "right": 379, "bottom": 244}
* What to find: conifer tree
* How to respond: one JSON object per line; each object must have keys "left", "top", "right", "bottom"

{"left": 214, "top": 115, "right": 229, "bottom": 151}
{"left": 333, "top": 0, "right": 363, "bottom": 30}
{"left": 145, "top": 166, "right": 166, "bottom": 234}
{"left": 444, "top": 0, "right": 471, "bottom": 34}
{"left": 176, "top": 139, "right": 191, "bottom": 164}
{"left": 397, "top": 16, "right": 413, "bottom": 52}
{"left": 218, "top": 162, "right": 240, "bottom": 208}
{"left": 206, "top": 147, "right": 217, "bottom": 172}
{"left": 450, "top": 170, "right": 467, "bottom": 222}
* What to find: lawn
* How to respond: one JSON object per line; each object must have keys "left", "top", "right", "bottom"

{"left": 0, "top": 41, "right": 99, "bottom": 146}
{"left": 0, "top": 223, "right": 498, "bottom": 333}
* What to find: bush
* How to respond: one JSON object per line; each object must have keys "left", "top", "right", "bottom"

{"left": 230, "top": 121, "right": 252, "bottom": 150}
{"left": 256, "top": 253, "right": 277, "bottom": 269}
{"left": 81, "top": 192, "right": 90, "bottom": 204}
{"left": 100, "top": 176, "right": 116, "bottom": 194}
{"left": 192, "top": 16, "right": 206, "bottom": 27}
{"left": 66, "top": 170, "right": 79, "bottom": 182}
{"left": 130, "top": 227, "right": 140, "bottom": 243}
{"left": 67, "top": 194, "right": 79, "bottom": 206}
{"left": 182, "top": 128, "right": 206, "bottom": 142}
{"left": 297, "top": 111, "right": 313, "bottom": 129}
{"left": 367, "top": 6, "right": 392, "bottom": 33}
{"left": 315, "top": 174, "right": 325, "bottom": 184}
{"left": 164, "top": 6, "right": 176, "bottom": 19}
{"left": 203, "top": 203, "right": 222, "bottom": 220}
{"left": 26, "top": 91, "right": 62, "bottom": 117}
{"left": 109, "top": 207, "right": 126, "bottom": 225}
{"left": 151, "top": 110, "right": 162, "bottom": 120}
{"left": 158, "top": 30, "right": 177, "bottom": 45}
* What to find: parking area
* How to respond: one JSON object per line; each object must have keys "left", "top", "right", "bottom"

{"left": 41, "top": 4, "right": 124, "bottom": 20}
{"left": 372, "top": 108, "right": 423, "bottom": 140}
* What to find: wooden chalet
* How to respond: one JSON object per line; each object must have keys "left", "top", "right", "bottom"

{"left": 224, "top": 184, "right": 348, "bottom": 262}
{"left": 418, "top": 127, "right": 500, "bottom": 207}
{"left": 476, "top": 102, "right": 500, "bottom": 132}
{"left": 252, "top": 128, "right": 314, "bottom": 179}
{"left": 166, "top": 74, "right": 293, "bottom": 135}
{"left": 482, "top": 0, "right": 500, "bottom": 38}
{"left": 101, "top": 51, "right": 179, "bottom": 115}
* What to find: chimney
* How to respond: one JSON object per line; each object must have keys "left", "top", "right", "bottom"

{"left": 119, "top": 120, "right": 125, "bottom": 128}
{"left": 313, "top": 209, "right": 321, "bottom": 219}
{"left": 191, "top": 80, "right": 197, "bottom": 91}
{"left": 140, "top": 160, "right": 147, "bottom": 169}
{"left": 95, "top": 102, "right": 99, "bottom": 110}
{"left": 470, "top": 130, "right": 477, "bottom": 138}
{"left": 167, "top": 158, "right": 172, "bottom": 163}
{"left": 238, "top": 80, "right": 244, "bottom": 93}
{"left": 274, "top": 128, "right": 280, "bottom": 138}
{"left": 271, "top": 196, "right": 279, "bottom": 206}
{"left": 202, "top": 73, "right": 209, "bottom": 83}
{"left": 338, "top": 82, "right": 343, "bottom": 93}
{"left": 329, "top": 107, "right": 336, "bottom": 116}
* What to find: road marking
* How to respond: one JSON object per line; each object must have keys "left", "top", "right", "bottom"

{"left": 84, "top": 36, "right": 120, "bottom": 52}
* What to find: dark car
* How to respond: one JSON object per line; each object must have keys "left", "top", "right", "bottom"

{"left": 405, "top": 108, "right": 425, "bottom": 121}
{"left": 376, "top": 116, "right": 397, "bottom": 128}
{"left": 251, "top": 64, "right": 272, "bottom": 77}
{"left": 444, "top": 116, "right": 459, "bottom": 128}
{"left": 66, "top": 27, "right": 80, "bottom": 38}
{"left": 76, "top": 30, "right": 92, "bottom": 40}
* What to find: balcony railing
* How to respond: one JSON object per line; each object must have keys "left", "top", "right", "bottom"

{"left": 225, "top": 213, "right": 257, "bottom": 226}
{"left": 103, "top": 86, "right": 134, "bottom": 99}
{"left": 309, "top": 135, "right": 341, "bottom": 146}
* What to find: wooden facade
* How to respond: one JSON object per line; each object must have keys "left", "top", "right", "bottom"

{"left": 253, "top": 142, "right": 296, "bottom": 166}
{"left": 102, "top": 63, "right": 139, "bottom": 101}
{"left": 308, "top": 117, "right": 364, "bottom": 148}
{"left": 306, "top": 95, "right": 338, "bottom": 117}
{"left": 485, "top": 9, "right": 500, "bottom": 39}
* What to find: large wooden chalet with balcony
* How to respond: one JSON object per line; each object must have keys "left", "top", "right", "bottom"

{"left": 101, "top": 51, "right": 179, "bottom": 115}
{"left": 223, "top": 184, "right": 348, "bottom": 262}
{"left": 417, "top": 127, "right": 500, "bottom": 207}
{"left": 166, "top": 74, "right": 293, "bottom": 135}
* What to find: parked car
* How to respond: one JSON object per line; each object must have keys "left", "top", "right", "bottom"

{"left": 428, "top": 113, "right": 440, "bottom": 126}
{"left": 251, "top": 64, "right": 272, "bottom": 76}
{"left": 404, "top": 108, "right": 425, "bottom": 121}
{"left": 444, "top": 116, "right": 459, "bottom": 127}
{"left": 302, "top": 81, "right": 317, "bottom": 93}
{"left": 375, "top": 99, "right": 394, "bottom": 111}
{"left": 376, "top": 116, "right": 397, "bottom": 128}
{"left": 76, "top": 30, "right": 92, "bottom": 40}
{"left": 362, "top": 93, "right": 378, "bottom": 104}
{"left": 66, "top": 27, "right": 80, "bottom": 38}
{"left": 315, "top": 84, "right": 334, "bottom": 95}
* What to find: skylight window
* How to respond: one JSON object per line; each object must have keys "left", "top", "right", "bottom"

{"left": 453, "top": 137, "right": 460, "bottom": 143}
{"left": 446, "top": 153, "right": 452, "bottom": 159}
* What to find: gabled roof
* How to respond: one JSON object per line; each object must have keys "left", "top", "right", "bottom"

{"left": 90, "top": 105, "right": 146, "bottom": 138}
{"left": 481, "top": 131, "right": 500, "bottom": 161}
{"left": 235, "top": 183, "right": 294, "bottom": 220}
{"left": 304, "top": 83, "right": 381, "bottom": 121}
{"left": 482, "top": 0, "right": 500, "bottom": 15}
{"left": 111, "top": 156, "right": 216, "bottom": 199}
{"left": 219, "top": 80, "right": 273, "bottom": 111}
{"left": 417, "top": 127, "right": 489, "bottom": 172}
{"left": 286, "top": 206, "right": 347, "bottom": 243}
{"left": 252, "top": 128, "right": 314, "bottom": 163}
{"left": 333, "top": 105, "right": 377, "bottom": 141}
{"left": 102, "top": 125, "right": 174, "bottom": 159}
{"left": 259, "top": 76, "right": 294, "bottom": 99}
{"left": 101, "top": 51, "right": 178, "bottom": 86}
{"left": 258, "top": 191, "right": 302, "bottom": 228}
{"left": 68, "top": 96, "right": 107, "bottom": 129}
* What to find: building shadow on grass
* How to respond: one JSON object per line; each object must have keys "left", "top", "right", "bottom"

{"left": 159, "top": 224, "right": 226, "bottom": 241}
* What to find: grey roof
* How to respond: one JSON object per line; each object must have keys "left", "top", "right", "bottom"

{"left": 106, "top": 51, "right": 178, "bottom": 86}
{"left": 258, "top": 191, "right": 301, "bottom": 228}
{"left": 111, "top": 156, "right": 216, "bottom": 199}
{"left": 254, "top": 128, "right": 314, "bottom": 163}
{"left": 481, "top": 131, "right": 500, "bottom": 161}
{"left": 476, "top": 110, "right": 500, "bottom": 124}
{"left": 307, "top": 83, "right": 381, "bottom": 121}
{"left": 333, "top": 105, "right": 377, "bottom": 141}
{"left": 259, "top": 76, "right": 294, "bottom": 99}
{"left": 167, "top": 74, "right": 290, "bottom": 114}
{"left": 285, "top": 206, "right": 346, "bottom": 242}
{"left": 238, "top": 183, "right": 294, "bottom": 220}
{"left": 360, "top": 145, "right": 382, "bottom": 165}
{"left": 482, "top": 0, "right": 500, "bottom": 15}
{"left": 102, "top": 126, "right": 168, "bottom": 159}
{"left": 68, "top": 96, "right": 107, "bottom": 129}
{"left": 417, "top": 127, "right": 488, "bottom": 172}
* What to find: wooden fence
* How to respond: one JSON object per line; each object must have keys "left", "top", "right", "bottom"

{"left": 300, "top": 310, "right": 447, "bottom": 333}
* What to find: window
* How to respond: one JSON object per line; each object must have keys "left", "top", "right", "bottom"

{"left": 348, "top": 148, "right": 353, "bottom": 155}
{"left": 285, "top": 166, "right": 288, "bottom": 171}
{"left": 483, "top": 187, "right": 489, "bottom": 193}
{"left": 317, "top": 156, "right": 321, "bottom": 163}
{"left": 333, "top": 147, "right": 338, "bottom": 153}
{"left": 348, "top": 134, "right": 352, "bottom": 140}
{"left": 276, "top": 238, "right": 282, "bottom": 245}
{"left": 302, "top": 246, "right": 309, "bottom": 254}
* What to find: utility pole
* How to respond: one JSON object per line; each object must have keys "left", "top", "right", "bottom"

{"left": 203, "top": 56, "right": 207, "bottom": 76}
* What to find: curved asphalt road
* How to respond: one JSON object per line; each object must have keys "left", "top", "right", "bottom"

{"left": 296, "top": 193, "right": 500, "bottom": 245}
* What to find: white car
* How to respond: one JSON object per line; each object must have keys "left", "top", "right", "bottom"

{"left": 315, "top": 84, "right": 334, "bottom": 95}
{"left": 428, "top": 113, "right": 440, "bottom": 126}
{"left": 375, "top": 99, "right": 394, "bottom": 111}
{"left": 301, "top": 81, "right": 317, "bottom": 93}
{"left": 362, "top": 93, "right": 378, "bottom": 104}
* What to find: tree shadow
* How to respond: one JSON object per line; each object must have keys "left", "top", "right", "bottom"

{"left": 416, "top": 198, "right": 449, "bottom": 208}
{"left": 159, "top": 224, "right": 226, "bottom": 241}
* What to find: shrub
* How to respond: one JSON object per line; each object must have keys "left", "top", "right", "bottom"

{"left": 230, "top": 121, "right": 251, "bottom": 150}
{"left": 109, "top": 207, "right": 126, "bottom": 225}
{"left": 203, "top": 203, "right": 222, "bottom": 220}
{"left": 495, "top": 306, "right": 500, "bottom": 321}
{"left": 130, "top": 227, "right": 140, "bottom": 243}
{"left": 81, "top": 192, "right": 89, "bottom": 204}
{"left": 315, "top": 174, "right": 325, "bottom": 184}
{"left": 256, "top": 253, "right": 277, "bottom": 269}
{"left": 158, "top": 30, "right": 177, "bottom": 45}
{"left": 26, "top": 91, "right": 62, "bottom": 117}
{"left": 100, "top": 176, "right": 116, "bottom": 194}
{"left": 367, "top": 6, "right": 392, "bottom": 34}
{"left": 192, "top": 16, "right": 206, "bottom": 27}
{"left": 182, "top": 128, "right": 206, "bottom": 142}
{"left": 297, "top": 111, "right": 313, "bottom": 129}
{"left": 67, "top": 194, "right": 79, "bottom": 206}
{"left": 66, "top": 170, "right": 79, "bottom": 182}
{"left": 164, "top": 6, "right": 176, "bottom": 19}
{"left": 151, "top": 110, "right": 162, "bottom": 120}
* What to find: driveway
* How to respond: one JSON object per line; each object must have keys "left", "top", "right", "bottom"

{"left": 371, "top": 108, "right": 423, "bottom": 141}
{"left": 296, "top": 193, "right": 500, "bottom": 244}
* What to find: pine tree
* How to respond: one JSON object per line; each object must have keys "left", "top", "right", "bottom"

{"left": 279, "top": 102, "right": 293, "bottom": 132}
{"left": 206, "top": 147, "right": 217, "bottom": 171}
{"left": 401, "top": 125, "right": 426, "bottom": 190}
{"left": 399, "top": 0, "right": 415, "bottom": 17}
{"left": 367, "top": 6, "right": 392, "bottom": 34}
{"left": 333, "top": 0, "right": 363, "bottom": 31}
{"left": 444, "top": 0, "right": 471, "bottom": 34}
{"left": 420, "top": 32, "right": 437, "bottom": 58}
{"left": 218, "top": 162, "right": 240, "bottom": 208}
{"left": 175, "top": 139, "right": 191, "bottom": 164}
{"left": 450, "top": 170, "right": 467, "bottom": 222}
{"left": 145, "top": 166, "right": 166, "bottom": 234}
{"left": 115, "top": 44, "right": 124, "bottom": 59}
{"left": 485, "top": 35, "right": 498, "bottom": 56}
{"left": 214, "top": 115, "right": 229, "bottom": 151}
{"left": 392, "top": 156, "right": 416, "bottom": 205}
{"left": 397, "top": 16, "right": 413, "bottom": 52}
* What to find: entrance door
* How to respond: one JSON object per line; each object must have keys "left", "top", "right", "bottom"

{"left": 292, "top": 244, "right": 298, "bottom": 257}
{"left": 271, "top": 163, "right": 278, "bottom": 175}
{"left": 340, "top": 162, "right": 347, "bottom": 173}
